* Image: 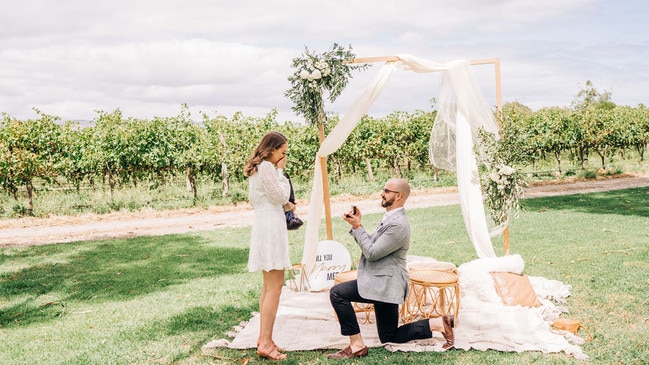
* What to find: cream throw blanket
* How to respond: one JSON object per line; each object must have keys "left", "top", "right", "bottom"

{"left": 204, "top": 255, "right": 588, "bottom": 360}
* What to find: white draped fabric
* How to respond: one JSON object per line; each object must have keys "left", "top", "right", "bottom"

{"left": 301, "top": 55, "right": 501, "bottom": 275}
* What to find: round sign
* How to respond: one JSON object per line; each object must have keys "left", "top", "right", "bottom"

{"left": 308, "top": 240, "right": 352, "bottom": 291}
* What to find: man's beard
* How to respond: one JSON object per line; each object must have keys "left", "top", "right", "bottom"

{"left": 381, "top": 197, "right": 394, "bottom": 208}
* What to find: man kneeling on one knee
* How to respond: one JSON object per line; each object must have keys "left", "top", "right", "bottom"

{"left": 327, "top": 178, "right": 454, "bottom": 360}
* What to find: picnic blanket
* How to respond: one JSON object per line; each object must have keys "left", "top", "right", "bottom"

{"left": 204, "top": 255, "right": 588, "bottom": 360}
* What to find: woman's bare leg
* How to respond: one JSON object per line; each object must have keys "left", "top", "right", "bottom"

{"left": 257, "top": 269, "right": 286, "bottom": 359}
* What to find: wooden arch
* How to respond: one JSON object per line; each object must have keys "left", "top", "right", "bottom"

{"left": 317, "top": 56, "right": 510, "bottom": 254}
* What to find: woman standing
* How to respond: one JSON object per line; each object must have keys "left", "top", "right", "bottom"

{"left": 243, "top": 131, "right": 293, "bottom": 361}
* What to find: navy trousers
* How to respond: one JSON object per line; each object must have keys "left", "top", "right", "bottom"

{"left": 329, "top": 279, "right": 433, "bottom": 343}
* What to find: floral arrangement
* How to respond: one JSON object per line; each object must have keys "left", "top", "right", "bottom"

{"left": 285, "top": 43, "right": 369, "bottom": 126}
{"left": 475, "top": 128, "right": 527, "bottom": 226}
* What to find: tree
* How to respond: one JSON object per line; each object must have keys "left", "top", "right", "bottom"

{"left": 0, "top": 110, "right": 62, "bottom": 214}
{"left": 501, "top": 102, "right": 537, "bottom": 165}
{"left": 527, "top": 107, "right": 574, "bottom": 174}
{"left": 503, "top": 101, "right": 533, "bottom": 116}
{"left": 88, "top": 109, "right": 133, "bottom": 197}
{"left": 572, "top": 80, "right": 616, "bottom": 110}
{"left": 58, "top": 121, "right": 94, "bottom": 191}
{"left": 628, "top": 105, "right": 649, "bottom": 160}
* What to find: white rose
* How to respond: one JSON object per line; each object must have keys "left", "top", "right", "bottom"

{"left": 497, "top": 184, "right": 505, "bottom": 190}
{"left": 489, "top": 172, "right": 500, "bottom": 182}
{"left": 500, "top": 165, "right": 516, "bottom": 175}
{"left": 299, "top": 70, "right": 310, "bottom": 79}
{"left": 311, "top": 69, "right": 322, "bottom": 80}
{"left": 315, "top": 61, "right": 329, "bottom": 74}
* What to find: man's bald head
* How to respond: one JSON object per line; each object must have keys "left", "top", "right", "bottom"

{"left": 381, "top": 178, "right": 411, "bottom": 210}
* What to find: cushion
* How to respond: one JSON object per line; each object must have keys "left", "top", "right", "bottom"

{"left": 490, "top": 272, "right": 541, "bottom": 307}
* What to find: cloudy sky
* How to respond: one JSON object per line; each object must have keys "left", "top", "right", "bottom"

{"left": 1, "top": 0, "right": 647, "bottom": 123}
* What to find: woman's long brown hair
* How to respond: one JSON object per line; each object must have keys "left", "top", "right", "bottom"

{"left": 243, "top": 131, "right": 288, "bottom": 177}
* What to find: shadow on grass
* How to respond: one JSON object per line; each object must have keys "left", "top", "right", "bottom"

{"left": 128, "top": 301, "right": 258, "bottom": 345}
{"left": 53, "top": 302, "right": 261, "bottom": 365}
{"left": 162, "top": 302, "right": 259, "bottom": 357}
{"left": 0, "top": 234, "right": 249, "bottom": 328}
{"left": 524, "top": 187, "right": 649, "bottom": 217}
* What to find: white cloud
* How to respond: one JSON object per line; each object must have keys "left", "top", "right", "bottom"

{"left": 1, "top": 0, "right": 647, "bottom": 122}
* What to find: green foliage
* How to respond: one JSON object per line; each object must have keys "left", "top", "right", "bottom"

{"left": 572, "top": 80, "right": 616, "bottom": 110}
{"left": 87, "top": 109, "right": 132, "bottom": 194}
{"left": 0, "top": 110, "right": 63, "bottom": 213}
{"left": 57, "top": 121, "right": 94, "bottom": 191}
{"left": 285, "top": 43, "right": 369, "bottom": 126}
{"left": 505, "top": 104, "right": 649, "bottom": 173}
{"left": 2, "top": 79, "right": 649, "bottom": 217}
{"left": 0, "top": 106, "right": 438, "bottom": 216}
{"left": 475, "top": 129, "right": 527, "bottom": 225}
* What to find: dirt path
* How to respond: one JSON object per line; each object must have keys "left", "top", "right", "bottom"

{"left": 2, "top": 172, "right": 648, "bottom": 247}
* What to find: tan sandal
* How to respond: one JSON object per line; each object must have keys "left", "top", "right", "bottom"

{"left": 257, "top": 347, "right": 286, "bottom": 361}
{"left": 257, "top": 341, "right": 285, "bottom": 353}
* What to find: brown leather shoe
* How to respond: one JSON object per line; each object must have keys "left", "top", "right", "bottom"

{"left": 327, "top": 346, "right": 369, "bottom": 359}
{"left": 441, "top": 314, "right": 455, "bottom": 350}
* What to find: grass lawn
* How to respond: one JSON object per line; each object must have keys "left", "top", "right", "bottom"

{"left": 1, "top": 187, "right": 648, "bottom": 364}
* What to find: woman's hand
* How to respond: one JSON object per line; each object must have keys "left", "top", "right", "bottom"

{"left": 276, "top": 155, "right": 287, "bottom": 169}
{"left": 283, "top": 202, "right": 296, "bottom": 212}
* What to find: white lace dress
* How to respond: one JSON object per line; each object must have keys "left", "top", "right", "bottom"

{"left": 247, "top": 160, "right": 291, "bottom": 272}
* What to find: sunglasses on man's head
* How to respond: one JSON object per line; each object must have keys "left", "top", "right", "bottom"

{"left": 383, "top": 188, "right": 400, "bottom": 194}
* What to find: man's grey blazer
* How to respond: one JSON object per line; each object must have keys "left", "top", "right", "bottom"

{"left": 350, "top": 208, "right": 410, "bottom": 304}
